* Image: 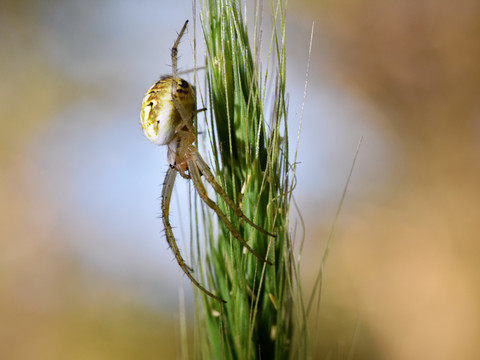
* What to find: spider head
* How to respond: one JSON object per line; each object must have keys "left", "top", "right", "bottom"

{"left": 141, "top": 76, "right": 196, "bottom": 145}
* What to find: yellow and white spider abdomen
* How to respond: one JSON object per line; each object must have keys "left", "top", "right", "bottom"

{"left": 140, "top": 76, "right": 196, "bottom": 145}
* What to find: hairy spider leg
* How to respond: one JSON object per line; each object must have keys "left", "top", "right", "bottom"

{"left": 186, "top": 147, "right": 273, "bottom": 265}
{"left": 190, "top": 148, "right": 277, "bottom": 238}
{"left": 161, "top": 167, "right": 226, "bottom": 303}
{"left": 171, "top": 20, "right": 188, "bottom": 87}
{"left": 170, "top": 20, "right": 194, "bottom": 132}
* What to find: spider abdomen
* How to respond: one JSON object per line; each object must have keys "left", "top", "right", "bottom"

{"left": 140, "top": 76, "right": 196, "bottom": 145}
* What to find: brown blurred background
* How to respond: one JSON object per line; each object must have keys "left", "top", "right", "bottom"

{"left": 296, "top": 1, "right": 480, "bottom": 359}
{"left": 1, "top": 0, "right": 479, "bottom": 359}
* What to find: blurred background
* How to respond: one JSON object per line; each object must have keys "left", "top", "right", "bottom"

{"left": 1, "top": 0, "right": 479, "bottom": 359}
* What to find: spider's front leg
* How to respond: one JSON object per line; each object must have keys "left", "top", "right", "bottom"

{"left": 161, "top": 167, "right": 225, "bottom": 303}
{"left": 190, "top": 148, "right": 277, "bottom": 238}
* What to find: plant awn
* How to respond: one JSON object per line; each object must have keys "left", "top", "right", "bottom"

{"left": 140, "top": 21, "right": 275, "bottom": 303}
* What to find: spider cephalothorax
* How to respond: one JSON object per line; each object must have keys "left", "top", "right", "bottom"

{"left": 140, "top": 21, "right": 275, "bottom": 303}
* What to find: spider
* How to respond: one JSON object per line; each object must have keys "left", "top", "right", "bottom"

{"left": 140, "top": 21, "right": 275, "bottom": 303}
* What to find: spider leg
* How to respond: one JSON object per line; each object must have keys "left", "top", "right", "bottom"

{"left": 187, "top": 155, "right": 273, "bottom": 265}
{"left": 171, "top": 20, "right": 188, "bottom": 85}
{"left": 190, "top": 147, "right": 277, "bottom": 238}
{"left": 170, "top": 21, "right": 195, "bottom": 131}
{"left": 178, "top": 170, "right": 191, "bottom": 180}
{"left": 161, "top": 167, "right": 226, "bottom": 303}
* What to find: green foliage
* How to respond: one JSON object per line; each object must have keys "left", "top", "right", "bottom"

{"left": 190, "top": 0, "right": 306, "bottom": 358}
